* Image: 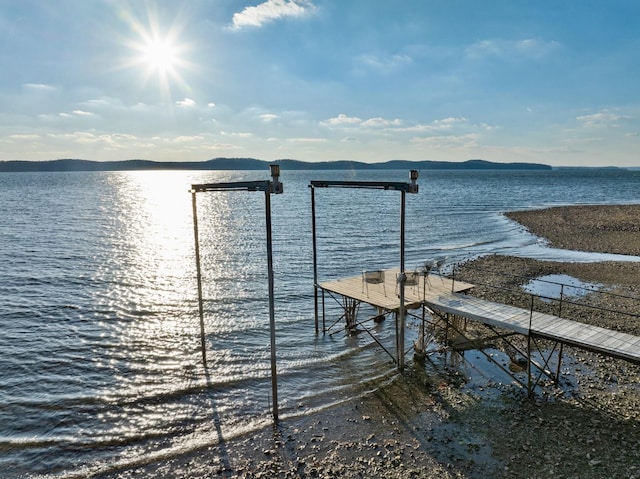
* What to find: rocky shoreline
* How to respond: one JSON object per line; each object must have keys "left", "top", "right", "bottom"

{"left": 111, "top": 205, "right": 640, "bottom": 479}
{"left": 506, "top": 204, "right": 640, "bottom": 256}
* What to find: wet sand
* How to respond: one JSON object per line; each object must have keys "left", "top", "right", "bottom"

{"left": 109, "top": 205, "right": 640, "bottom": 479}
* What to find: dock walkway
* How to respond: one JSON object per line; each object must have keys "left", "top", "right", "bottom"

{"left": 427, "top": 292, "right": 640, "bottom": 365}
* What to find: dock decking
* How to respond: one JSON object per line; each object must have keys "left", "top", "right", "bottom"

{"left": 318, "top": 268, "right": 473, "bottom": 312}
{"left": 427, "top": 293, "right": 640, "bottom": 365}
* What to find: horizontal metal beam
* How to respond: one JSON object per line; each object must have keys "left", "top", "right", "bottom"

{"left": 309, "top": 180, "right": 418, "bottom": 193}
{"left": 190, "top": 180, "right": 283, "bottom": 194}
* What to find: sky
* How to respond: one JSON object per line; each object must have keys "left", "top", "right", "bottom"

{"left": 1, "top": 0, "right": 639, "bottom": 167}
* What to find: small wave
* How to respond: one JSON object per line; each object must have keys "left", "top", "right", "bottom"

{"left": 57, "top": 416, "right": 275, "bottom": 479}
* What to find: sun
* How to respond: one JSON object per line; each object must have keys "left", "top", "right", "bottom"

{"left": 119, "top": 5, "right": 193, "bottom": 98}
{"left": 140, "top": 37, "right": 179, "bottom": 74}
{"left": 132, "top": 31, "right": 186, "bottom": 82}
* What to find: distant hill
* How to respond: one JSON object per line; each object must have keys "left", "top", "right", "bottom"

{"left": 0, "top": 157, "right": 552, "bottom": 172}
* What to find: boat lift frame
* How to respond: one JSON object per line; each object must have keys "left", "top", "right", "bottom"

{"left": 190, "top": 164, "right": 283, "bottom": 420}
{"left": 309, "top": 171, "right": 419, "bottom": 370}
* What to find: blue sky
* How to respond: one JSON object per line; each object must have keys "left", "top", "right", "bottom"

{"left": 1, "top": 0, "right": 639, "bottom": 166}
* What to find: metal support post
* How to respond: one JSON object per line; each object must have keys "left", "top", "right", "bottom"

{"left": 311, "top": 187, "right": 319, "bottom": 334}
{"left": 527, "top": 295, "right": 534, "bottom": 397}
{"left": 398, "top": 190, "right": 407, "bottom": 371}
{"left": 191, "top": 191, "right": 208, "bottom": 367}
{"left": 264, "top": 190, "right": 279, "bottom": 420}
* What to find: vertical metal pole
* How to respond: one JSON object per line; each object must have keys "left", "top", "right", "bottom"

{"left": 322, "top": 289, "right": 326, "bottom": 333}
{"left": 265, "top": 191, "right": 279, "bottom": 420}
{"left": 398, "top": 191, "right": 406, "bottom": 371}
{"left": 417, "top": 273, "right": 426, "bottom": 357}
{"left": 311, "top": 187, "right": 319, "bottom": 334}
{"left": 527, "top": 295, "right": 534, "bottom": 397}
{"left": 394, "top": 311, "right": 400, "bottom": 365}
{"left": 451, "top": 264, "right": 455, "bottom": 293}
{"left": 555, "top": 343, "right": 564, "bottom": 386}
{"left": 191, "top": 191, "right": 207, "bottom": 367}
{"left": 558, "top": 284, "right": 564, "bottom": 318}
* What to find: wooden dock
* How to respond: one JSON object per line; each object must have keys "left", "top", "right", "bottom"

{"left": 318, "top": 267, "right": 640, "bottom": 394}
{"left": 319, "top": 268, "right": 473, "bottom": 312}
{"left": 426, "top": 293, "right": 640, "bottom": 365}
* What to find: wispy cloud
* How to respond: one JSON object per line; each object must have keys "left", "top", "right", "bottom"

{"left": 232, "top": 0, "right": 316, "bottom": 29}
{"left": 410, "top": 133, "right": 480, "bottom": 147}
{"left": 7, "top": 134, "right": 41, "bottom": 140}
{"left": 169, "top": 135, "right": 204, "bottom": 143}
{"left": 323, "top": 113, "right": 401, "bottom": 128}
{"left": 286, "top": 137, "right": 326, "bottom": 143}
{"left": 47, "top": 131, "right": 137, "bottom": 146}
{"left": 358, "top": 53, "right": 413, "bottom": 72}
{"left": 221, "top": 131, "right": 253, "bottom": 138}
{"left": 465, "top": 38, "right": 560, "bottom": 60}
{"left": 23, "top": 83, "right": 56, "bottom": 92}
{"left": 400, "top": 117, "right": 469, "bottom": 133}
{"left": 576, "top": 111, "right": 627, "bottom": 128}
{"left": 324, "top": 114, "right": 472, "bottom": 133}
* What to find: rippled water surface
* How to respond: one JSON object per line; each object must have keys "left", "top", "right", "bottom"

{"left": 1, "top": 168, "right": 639, "bottom": 476}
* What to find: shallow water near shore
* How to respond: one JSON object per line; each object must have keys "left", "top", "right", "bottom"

{"left": 1, "top": 168, "right": 639, "bottom": 476}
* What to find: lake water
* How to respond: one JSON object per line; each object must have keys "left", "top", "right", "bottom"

{"left": 1, "top": 168, "right": 639, "bottom": 477}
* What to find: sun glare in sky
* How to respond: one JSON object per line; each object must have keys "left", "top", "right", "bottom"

{"left": 140, "top": 37, "right": 179, "bottom": 74}
{"left": 121, "top": 6, "right": 192, "bottom": 100}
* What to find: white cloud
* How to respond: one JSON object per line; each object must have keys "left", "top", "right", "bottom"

{"left": 111, "top": 134, "right": 137, "bottom": 141}
{"left": 176, "top": 98, "right": 196, "bottom": 107}
{"left": 361, "top": 117, "right": 402, "bottom": 127}
{"left": 260, "top": 113, "right": 279, "bottom": 122}
{"left": 576, "top": 112, "right": 626, "bottom": 128}
{"left": 232, "top": 0, "right": 315, "bottom": 29}
{"left": 325, "top": 113, "right": 362, "bottom": 126}
{"left": 72, "top": 110, "right": 95, "bottom": 116}
{"left": 435, "top": 117, "right": 467, "bottom": 126}
{"left": 83, "top": 98, "right": 111, "bottom": 107}
{"left": 398, "top": 117, "right": 469, "bottom": 133}
{"left": 323, "top": 115, "right": 481, "bottom": 136}
{"left": 221, "top": 131, "right": 253, "bottom": 138}
{"left": 170, "top": 135, "right": 204, "bottom": 143}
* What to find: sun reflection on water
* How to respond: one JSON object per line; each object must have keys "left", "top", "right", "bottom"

{"left": 90, "top": 170, "right": 276, "bottom": 428}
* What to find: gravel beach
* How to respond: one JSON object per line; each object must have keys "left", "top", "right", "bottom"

{"left": 110, "top": 205, "right": 640, "bottom": 479}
